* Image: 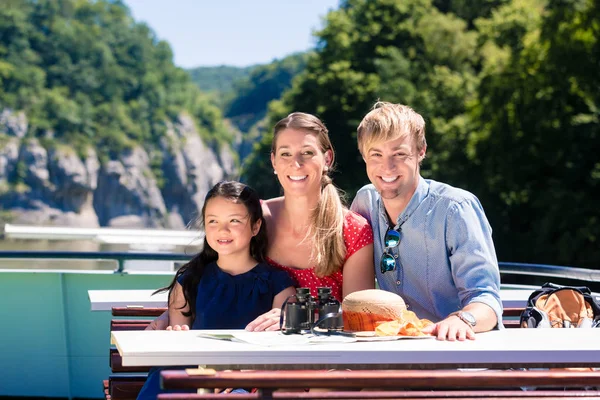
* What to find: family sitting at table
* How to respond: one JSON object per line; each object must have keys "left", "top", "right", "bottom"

{"left": 138, "top": 102, "right": 503, "bottom": 398}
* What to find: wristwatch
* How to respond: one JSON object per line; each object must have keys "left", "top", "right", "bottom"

{"left": 455, "top": 311, "right": 476, "bottom": 327}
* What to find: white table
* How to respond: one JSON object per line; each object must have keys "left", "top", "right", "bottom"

{"left": 88, "top": 289, "right": 167, "bottom": 311}
{"left": 111, "top": 328, "right": 600, "bottom": 370}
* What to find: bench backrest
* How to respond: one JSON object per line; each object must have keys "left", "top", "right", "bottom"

{"left": 160, "top": 369, "right": 600, "bottom": 391}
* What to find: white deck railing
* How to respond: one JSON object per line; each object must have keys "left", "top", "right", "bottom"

{"left": 3, "top": 223, "right": 203, "bottom": 246}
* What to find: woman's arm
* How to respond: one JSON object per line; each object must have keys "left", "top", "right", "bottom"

{"left": 145, "top": 311, "right": 169, "bottom": 330}
{"left": 342, "top": 243, "right": 375, "bottom": 298}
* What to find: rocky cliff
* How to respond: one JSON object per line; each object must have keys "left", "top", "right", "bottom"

{"left": 0, "top": 109, "right": 237, "bottom": 228}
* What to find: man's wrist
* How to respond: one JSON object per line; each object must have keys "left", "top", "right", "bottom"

{"left": 450, "top": 311, "right": 477, "bottom": 327}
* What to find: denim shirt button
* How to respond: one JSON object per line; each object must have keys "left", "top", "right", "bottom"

{"left": 396, "top": 280, "right": 401, "bottom": 286}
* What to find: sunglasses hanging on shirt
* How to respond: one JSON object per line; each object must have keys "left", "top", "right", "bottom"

{"left": 380, "top": 227, "right": 401, "bottom": 274}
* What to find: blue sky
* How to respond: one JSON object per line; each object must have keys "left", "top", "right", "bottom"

{"left": 124, "top": 0, "right": 340, "bottom": 68}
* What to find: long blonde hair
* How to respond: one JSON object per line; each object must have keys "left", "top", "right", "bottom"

{"left": 272, "top": 112, "right": 346, "bottom": 277}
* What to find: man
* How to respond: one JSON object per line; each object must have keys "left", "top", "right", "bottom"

{"left": 350, "top": 101, "right": 502, "bottom": 341}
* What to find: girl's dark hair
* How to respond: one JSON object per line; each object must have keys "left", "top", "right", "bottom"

{"left": 154, "top": 181, "right": 268, "bottom": 323}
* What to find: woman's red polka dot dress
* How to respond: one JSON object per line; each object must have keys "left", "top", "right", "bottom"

{"left": 267, "top": 211, "right": 373, "bottom": 302}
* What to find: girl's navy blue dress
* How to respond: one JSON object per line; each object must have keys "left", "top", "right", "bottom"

{"left": 137, "top": 262, "right": 293, "bottom": 399}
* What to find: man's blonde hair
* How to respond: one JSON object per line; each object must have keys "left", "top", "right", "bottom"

{"left": 357, "top": 101, "right": 427, "bottom": 156}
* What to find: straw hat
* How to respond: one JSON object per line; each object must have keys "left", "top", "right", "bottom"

{"left": 342, "top": 289, "right": 407, "bottom": 331}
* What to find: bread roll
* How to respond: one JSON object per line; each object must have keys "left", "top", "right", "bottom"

{"left": 342, "top": 289, "right": 407, "bottom": 331}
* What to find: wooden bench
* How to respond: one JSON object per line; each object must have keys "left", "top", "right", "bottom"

{"left": 106, "top": 306, "right": 167, "bottom": 400}
{"left": 105, "top": 373, "right": 148, "bottom": 400}
{"left": 111, "top": 307, "right": 169, "bottom": 317}
{"left": 157, "top": 369, "right": 600, "bottom": 399}
{"left": 502, "top": 307, "right": 525, "bottom": 328}
{"left": 156, "top": 391, "right": 600, "bottom": 399}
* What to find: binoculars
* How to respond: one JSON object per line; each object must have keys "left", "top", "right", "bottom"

{"left": 281, "top": 287, "right": 343, "bottom": 334}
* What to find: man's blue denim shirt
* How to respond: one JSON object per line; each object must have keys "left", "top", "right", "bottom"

{"left": 351, "top": 177, "right": 503, "bottom": 325}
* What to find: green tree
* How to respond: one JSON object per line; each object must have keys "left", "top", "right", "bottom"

{"left": 243, "top": 0, "right": 487, "bottom": 200}
{"left": 468, "top": 0, "right": 600, "bottom": 267}
{"left": 188, "top": 65, "right": 253, "bottom": 94}
{"left": 433, "top": 0, "right": 510, "bottom": 27}
{"left": 0, "top": 0, "right": 228, "bottom": 159}
{"left": 226, "top": 53, "right": 307, "bottom": 133}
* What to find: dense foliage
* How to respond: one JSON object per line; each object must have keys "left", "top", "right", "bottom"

{"left": 224, "top": 53, "right": 307, "bottom": 133}
{"left": 189, "top": 53, "right": 307, "bottom": 158}
{"left": 0, "top": 0, "right": 230, "bottom": 158}
{"left": 188, "top": 53, "right": 307, "bottom": 165}
{"left": 469, "top": 0, "right": 600, "bottom": 267}
{"left": 243, "top": 0, "right": 600, "bottom": 268}
{"left": 188, "top": 65, "right": 253, "bottom": 94}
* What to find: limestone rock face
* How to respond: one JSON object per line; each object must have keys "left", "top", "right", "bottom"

{"left": 48, "top": 147, "right": 99, "bottom": 212}
{"left": 0, "top": 110, "right": 239, "bottom": 228}
{"left": 0, "top": 109, "right": 28, "bottom": 138}
{"left": 22, "top": 139, "right": 51, "bottom": 192}
{"left": 0, "top": 138, "right": 19, "bottom": 186}
{"left": 160, "top": 114, "right": 232, "bottom": 229}
{"left": 94, "top": 147, "right": 167, "bottom": 228}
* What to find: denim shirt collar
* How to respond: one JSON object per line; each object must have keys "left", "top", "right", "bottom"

{"left": 377, "top": 176, "right": 430, "bottom": 230}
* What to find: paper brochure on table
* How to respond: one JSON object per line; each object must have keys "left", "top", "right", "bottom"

{"left": 196, "top": 331, "right": 433, "bottom": 346}
{"left": 197, "top": 331, "right": 312, "bottom": 346}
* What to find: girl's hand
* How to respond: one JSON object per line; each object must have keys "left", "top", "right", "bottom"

{"left": 166, "top": 324, "right": 190, "bottom": 331}
{"left": 245, "top": 308, "right": 282, "bottom": 331}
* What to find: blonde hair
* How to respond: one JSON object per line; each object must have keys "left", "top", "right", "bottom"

{"left": 357, "top": 101, "right": 426, "bottom": 156}
{"left": 272, "top": 112, "right": 346, "bottom": 277}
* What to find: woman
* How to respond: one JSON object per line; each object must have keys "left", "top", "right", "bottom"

{"left": 149, "top": 112, "right": 375, "bottom": 331}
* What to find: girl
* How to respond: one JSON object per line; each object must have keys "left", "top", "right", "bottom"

{"left": 137, "top": 181, "right": 295, "bottom": 399}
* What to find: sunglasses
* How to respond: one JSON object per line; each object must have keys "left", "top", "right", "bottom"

{"left": 380, "top": 228, "right": 401, "bottom": 274}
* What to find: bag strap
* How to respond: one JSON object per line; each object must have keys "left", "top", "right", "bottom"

{"left": 541, "top": 282, "right": 591, "bottom": 294}
{"left": 527, "top": 283, "right": 598, "bottom": 312}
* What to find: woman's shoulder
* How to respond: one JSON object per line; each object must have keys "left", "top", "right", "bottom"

{"left": 261, "top": 196, "right": 284, "bottom": 207}
{"left": 343, "top": 208, "right": 371, "bottom": 229}
{"left": 261, "top": 197, "right": 284, "bottom": 220}
{"left": 342, "top": 209, "right": 374, "bottom": 255}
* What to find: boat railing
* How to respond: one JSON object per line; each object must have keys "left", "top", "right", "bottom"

{"left": 499, "top": 261, "right": 600, "bottom": 282}
{"left": 2, "top": 223, "right": 203, "bottom": 246}
{"left": 0, "top": 250, "right": 192, "bottom": 273}
{"left": 0, "top": 250, "right": 598, "bottom": 285}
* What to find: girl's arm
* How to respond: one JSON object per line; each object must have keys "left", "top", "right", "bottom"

{"left": 245, "top": 286, "right": 295, "bottom": 332}
{"left": 168, "top": 281, "right": 192, "bottom": 329}
{"left": 342, "top": 243, "right": 375, "bottom": 298}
